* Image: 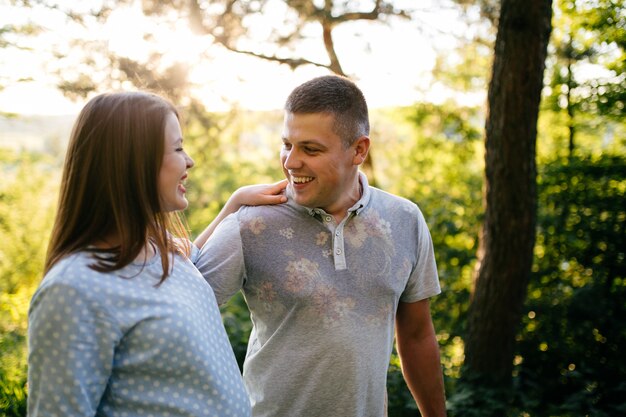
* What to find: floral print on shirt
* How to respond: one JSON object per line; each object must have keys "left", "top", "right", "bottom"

{"left": 315, "top": 231, "right": 329, "bottom": 246}
{"left": 246, "top": 216, "right": 267, "bottom": 235}
{"left": 311, "top": 284, "right": 356, "bottom": 328}
{"left": 240, "top": 207, "right": 413, "bottom": 329}
{"left": 284, "top": 258, "right": 319, "bottom": 293}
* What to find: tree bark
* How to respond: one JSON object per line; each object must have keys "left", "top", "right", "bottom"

{"left": 464, "top": 0, "right": 553, "bottom": 384}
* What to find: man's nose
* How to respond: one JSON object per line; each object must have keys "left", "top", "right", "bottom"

{"left": 283, "top": 149, "right": 302, "bottom": 169}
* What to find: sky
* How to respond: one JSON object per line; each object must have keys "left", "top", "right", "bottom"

{"left": 0, "top": 1, "right": 481, "bottom": 116}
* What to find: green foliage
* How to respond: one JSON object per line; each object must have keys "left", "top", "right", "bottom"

{"left": 220, "top": 293, "right": 253, "bottom": 370}
{"left": 0, "top": 368, "right": 27, "bottom": 417}
{"left": 537, "top": 102, "right": 626, "bottom": 161}
{"left": 0, "top": 149, "right": 59, "bottom": 416}
{"left": 513, "top": 155, "right": 626, "bottom": 416}
{"left": 447, "top": 154, "right": 626, "bottom": 416}
{"left": 447, "top": 372, "right": 519, "bottom": 417}
{"left": 0, "top": 151, "right": 58, "bottom": 293}
{"left": 543, "top": 0, "right": 626, "bottom": 157}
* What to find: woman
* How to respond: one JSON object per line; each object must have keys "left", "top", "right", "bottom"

{"left": 27, "top": 91, "right": 285, "bottom": 416}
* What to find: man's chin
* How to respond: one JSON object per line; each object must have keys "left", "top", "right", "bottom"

{"left": 287, "top": 184, "right": 319, "bottom": 208}
{"left": 291, "top": 193, "right": 313, "bottom": 209}
{"left": 292, "top": 194, "right": 306, "bottom": 206}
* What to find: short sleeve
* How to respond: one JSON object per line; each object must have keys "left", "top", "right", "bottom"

{"left": 28, "top": 278, "right": 121, "bottom": 416}
{"left": 400, "top": 206, "right": 441, "bottom": 303}
{"left": 195, "top": 213, "right": 246, "bottom": 305}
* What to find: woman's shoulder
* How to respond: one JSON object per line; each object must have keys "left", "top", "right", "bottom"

{"left": 30, "top": 252, "right": 104, "bottom": 313}
{"left": 44, "top": 251, "right": 91, "bottom": 280}
{"left": 38, "top": 251, "right": 115, "bottom": 295}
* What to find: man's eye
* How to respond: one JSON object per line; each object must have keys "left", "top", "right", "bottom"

{"left": 304, "top": 147, "right": 319, "bottom": 154}
{"left": 176, "top": 147, "right": 184, "bottom": 152}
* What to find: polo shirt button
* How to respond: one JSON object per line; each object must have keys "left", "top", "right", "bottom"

{"left": 325, "top": 216, "right": 332, "bottom": 222}
{"left": 336, "top": 249, "right": 342, "bottom": 255}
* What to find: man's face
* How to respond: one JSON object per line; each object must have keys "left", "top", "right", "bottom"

{"left": 280, "top": 112, "right": 361, "bottom": 217}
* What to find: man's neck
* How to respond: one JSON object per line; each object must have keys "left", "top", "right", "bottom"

{"left": 326, "top": 177, "right": 363, "bottom": 224}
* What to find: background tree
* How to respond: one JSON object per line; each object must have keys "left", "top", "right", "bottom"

{"left": 184, "top": 0, "right": 412, "bottom": 77}
{"left": 50, "top": 0, "right": 433, "bottom": 185}
{"left": 0, "top": 4, "right": 42, "bottom": 117}
{"left": 462, "top": 0, "right": 553, "bottom": 408}
{"left": 44, "top": 0, "right": 431, "bottom": 96}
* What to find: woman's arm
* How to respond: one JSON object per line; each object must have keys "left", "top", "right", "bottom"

{"left": 28, "top": 279, "right": 119, "bottom": 416}
{"left": 194, "top": 180, "right": 287, "bottom": 249}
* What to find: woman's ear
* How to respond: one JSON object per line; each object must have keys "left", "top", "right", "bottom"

{"left": 352, "top": 136, "right": 370, "bottom": 166}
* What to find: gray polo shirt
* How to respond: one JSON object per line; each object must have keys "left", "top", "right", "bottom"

{"left": 196, "top": 173, "right": 441, "bottom": 417}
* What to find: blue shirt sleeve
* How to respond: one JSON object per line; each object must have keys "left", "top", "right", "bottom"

{"left": 28, "top": 277, "right": 121, "bottom": 416}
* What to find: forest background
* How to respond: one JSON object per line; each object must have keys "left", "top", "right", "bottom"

{"left": 1, "top": 0, "right": 624, "bottom": 416}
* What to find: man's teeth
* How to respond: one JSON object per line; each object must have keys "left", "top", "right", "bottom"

{"left": 292, "top": 176, "right": 314, "bottom": 184}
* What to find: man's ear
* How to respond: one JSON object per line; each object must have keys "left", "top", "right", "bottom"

{"left": 352, "top": 136, "right": 370, "bottom": 166}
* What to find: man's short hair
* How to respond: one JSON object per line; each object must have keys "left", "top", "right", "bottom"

{"left": 285, "top": 75, "right": 370, "bottom": 148}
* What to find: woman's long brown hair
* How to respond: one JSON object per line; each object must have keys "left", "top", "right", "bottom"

{"left": 44, "top": 91, "right": 190, "bottom": 283}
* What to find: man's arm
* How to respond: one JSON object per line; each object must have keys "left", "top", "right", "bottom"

{"left": 395, "top": 299, "right": 447, "bottom": 417}
{"left": 194, "top": 214, "right": 247, "bottom": 306}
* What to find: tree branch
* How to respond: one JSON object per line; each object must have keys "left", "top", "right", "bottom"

{"left": 222, "top": 44, "right": 332, "bottom": 71}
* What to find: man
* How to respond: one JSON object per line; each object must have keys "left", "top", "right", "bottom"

{"left": 195, "top": 75, "right": 446, "bottom": 417}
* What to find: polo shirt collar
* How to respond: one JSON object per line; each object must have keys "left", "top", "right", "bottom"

{"left": 286, "top": 171, "right": 371, "bottom": 217}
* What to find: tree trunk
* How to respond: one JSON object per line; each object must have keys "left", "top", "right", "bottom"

{"left": 566, "top": 59, "right": 576, "bottom": 158}
{"left": 464, "top": 0, "right": 553, "bottom": 385}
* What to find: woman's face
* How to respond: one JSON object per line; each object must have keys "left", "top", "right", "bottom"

{"left": 158, "top": 112, "right": 194, "bottom": 212}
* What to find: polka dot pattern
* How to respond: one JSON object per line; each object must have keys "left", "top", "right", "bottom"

{"left": 28, "top": 249, "right": 251, "bottom": 417}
